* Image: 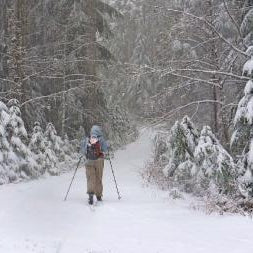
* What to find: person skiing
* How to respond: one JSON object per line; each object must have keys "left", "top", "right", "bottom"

{"left": 81, "top": 125, "right": 108, "bottom": 205}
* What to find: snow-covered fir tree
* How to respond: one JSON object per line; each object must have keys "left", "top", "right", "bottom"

{"left": 29, "top": 122, "right": 46, "bottom": 154}
{"left": 0, "top": 101, "right": 11, "bottom": 184}
{"left": 231, "top": 46, "right": 253, "bottom": 198}
{"left": 43, "top": 122, "right": 62, "bottom": 175}
{"left": 240, "top": 6, "right": 253, "bottom": 47}
{"left": 44, "top": 123, "right": 64, "bottom": 160}
{"left": 43, "top": 122, "right": 76, "bottom": 175}
{"left": 29, "top": 122, "right": 46, "bottom": 174}
{"left": 163, "top": 117, "right": 199, "bottom": 192}
{"left": 147, "top": 116, "right": 200, "bottom": 191}
{"left": 150, "top": 115, "right": 239, "bottom": 196}
{"left": 162, "top": 116, "right": 199, "bottom": 179}
{"left": 0, "top": 101, "right": 9, "bottom": 127}
{"left": 63, "top": 134, "right": 77, "bottom": 162}
{"left": 5, "top": 99, "right": 39, "bottom": 180}
{"left": 194, "top": 126, "right": 237, "bottom": 196}
{"left": 44, "top": 145, "right": 58, "bottom": 176}
{"left": 0, "top": 101, "right": 79, "bottom": 183}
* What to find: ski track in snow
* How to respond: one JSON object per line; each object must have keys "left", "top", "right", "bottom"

{"left": 0, "top": 128, "right": 253, "bottom": 253}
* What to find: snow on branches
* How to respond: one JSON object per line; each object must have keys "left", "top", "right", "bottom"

{"left": 231, "top": 46, "right": 253, "bottom": 198}
{"left": 0, "top": 99, "right": 78, "bottom": 185}
{"left": 6, "top": 99, "right": 39, "bottom": 180}
{"left": 162, "top": 116, "right": 198, "bottom": 179}
{"left": 150, "top": 116, "right": 238, "bottom": 197}
{"left": 194, "top": 126, "right": 237, "bottom": 196}
{"left": 145, "top": 46, "right": 253, "bottom": 209}
{"left": 0, "top": 101, "right": 11, "bottom": 184}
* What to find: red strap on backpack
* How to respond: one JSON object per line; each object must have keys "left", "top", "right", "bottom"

{"left": 93, "top": 141, "right": 104, "bottom": 158}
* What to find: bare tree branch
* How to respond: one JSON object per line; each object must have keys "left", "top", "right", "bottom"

{"left": 165, "top": 8, "right": 247, "bottom": 57}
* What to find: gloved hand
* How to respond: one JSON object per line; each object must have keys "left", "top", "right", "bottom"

{"left": 104, "top": 153, "right": 110, "bottom": 160}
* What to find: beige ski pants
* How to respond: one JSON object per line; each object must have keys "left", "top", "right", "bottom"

{"left": 85, "top": 158, "right": 104, "bottom": 197}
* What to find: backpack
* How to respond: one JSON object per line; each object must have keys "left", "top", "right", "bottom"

{"left": 86, "top": 140, "right": 104, "bottom": 160}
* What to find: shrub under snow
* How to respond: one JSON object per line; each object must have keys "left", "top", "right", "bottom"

{"left": 194, "top": 126, "right": 237, "bottom": 196}
{"left": 6, "top": 99, "right": 39, "bottom": 180}
{"left": 146, "top": 116, "right": 238, "bottom": 198}
{"left": 0, "top": 99, "right": 79, "bottom": 185}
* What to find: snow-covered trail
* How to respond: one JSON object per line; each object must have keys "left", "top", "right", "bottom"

{"left": 0, "top": 129, "right": 253, "bottom": 253}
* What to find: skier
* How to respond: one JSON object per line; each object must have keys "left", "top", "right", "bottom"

{"left": 81, "top": 125, "right": 108, "bottom": 205}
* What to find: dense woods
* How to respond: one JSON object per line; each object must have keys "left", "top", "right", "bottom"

{"left": 0, "top": 0, "right": 133, "bottom": 138}
{"left": 0, "top": 0, "right": 136, "bottom": 184}
{"left": 105, "top": 0, "right": 253, "bottom": 208}
{"left": 106, "top": 0, "right": 251, "bottom": 136}
{"left": 1, "top": 0, "right": 253, "bottom": 210}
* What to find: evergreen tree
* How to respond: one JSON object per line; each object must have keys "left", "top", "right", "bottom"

{"left": 44, "top": 144, "right": 58, "bottom": 176}
{"left": 152, "top": 115, "right": 238, "bottom": 196}
{"left": 44, "top": 123, "right": 63, "bottom": 157}
{"left": 0, "top": 100, "right": 9, "bottom": 126}
{"left": 0, "top": 0, "right": 128, "bottom": 142}
{"left": 195, "top": 126, "right": 237, "bottom": 196}
{"left": 240, "top": 1, "right": 253, "bottom": 46}
{"left": 63, "top": 133, "right": 76, "bottom": 162}
{"left": 6, "top": 99, "right": 39, "bottom": 180}
{"left": 0, "top": 100, "right": 10, "bottom": 184}
{"left": 163, "top": 116, "right": 199, "bottom": 178}
{"left": 43, "top": 122, "right": 63, "bottom": 175}
{"left": 29, "top": 121, "right": 46, "bottom": 174}
{"left": 232, "top": 46, "right": 253, "bottom": 198}
{"left": 29, "top": 122, "right": 46, "bottom": 154}
{"left": 160, "top": 117, "right": 199, "bottom": 192}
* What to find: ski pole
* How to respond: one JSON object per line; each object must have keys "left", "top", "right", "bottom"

{"left": 108, "top": 156, "right": 121, "bottom": 200}
{"left": 64, "top": 156, "right": 83, "bottom": 201}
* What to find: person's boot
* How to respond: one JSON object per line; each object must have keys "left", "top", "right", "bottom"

{"left": 96, "top": 196, "right": 102, "bottom": 201}
{"left": 88, "top": 193, "right": 94, "bottom": 205}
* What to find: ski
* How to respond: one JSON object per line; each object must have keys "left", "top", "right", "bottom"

{"left": 89, "top": 204, "right": 96, "bottom": 212}
{"left": 88, "top": 200, "right": 103, "bottom": 211}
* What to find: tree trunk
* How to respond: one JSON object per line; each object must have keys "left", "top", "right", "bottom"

{"left": 86, "top": 0, "right": 97, "bottom": 83}
{"left": 2, "top": 0, "right": 9, "bottom": 85}
{"left": 207, "top": 0, "right": 224, "bottom": 139}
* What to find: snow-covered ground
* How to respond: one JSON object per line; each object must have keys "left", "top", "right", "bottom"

{"left": 0, "top": 129, "right": 253, "bottom": 253}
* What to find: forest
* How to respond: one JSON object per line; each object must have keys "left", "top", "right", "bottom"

{"left": 1, "top": 0, "right": 253, "bottom": 212}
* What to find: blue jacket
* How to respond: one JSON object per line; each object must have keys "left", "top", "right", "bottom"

{"left": 80, "top": 125, "right": 108, "bottom": 157}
